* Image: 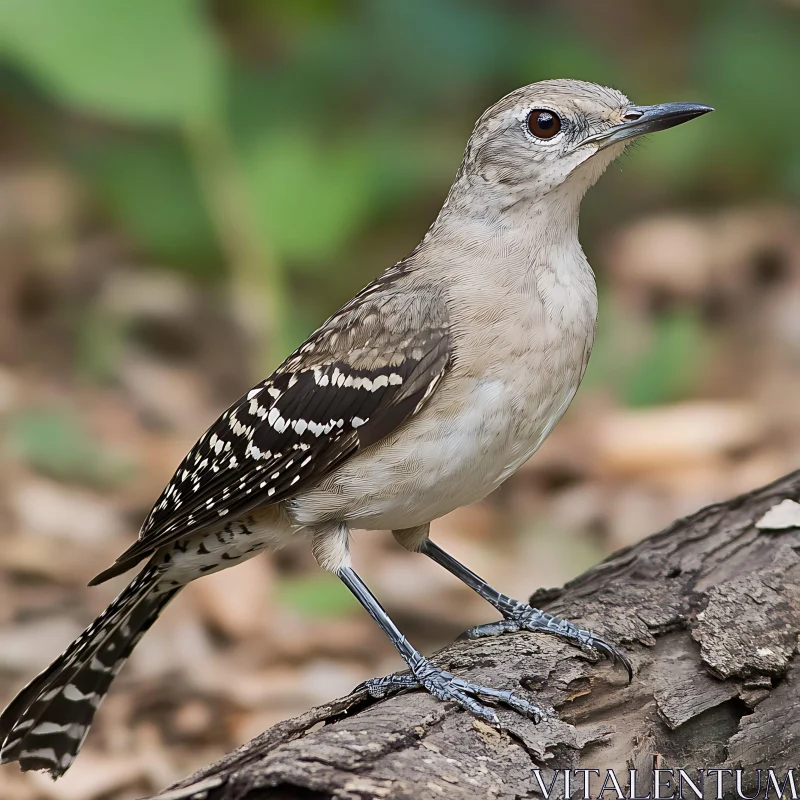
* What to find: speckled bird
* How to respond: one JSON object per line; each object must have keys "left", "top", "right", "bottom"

{"left": 0, "top": 79, "right": 711, "bottom": 778}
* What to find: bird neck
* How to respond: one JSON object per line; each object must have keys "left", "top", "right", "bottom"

{"left": 418, "top": 177, "right": 589, "bottom": 288}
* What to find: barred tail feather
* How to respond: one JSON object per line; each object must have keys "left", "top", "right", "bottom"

{"left": 0, "top": 565, "right": 177, "bottom": 778}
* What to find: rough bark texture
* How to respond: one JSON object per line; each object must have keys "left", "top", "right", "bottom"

{"left": 152, "top": 471, "right": 800, "bottom": 800}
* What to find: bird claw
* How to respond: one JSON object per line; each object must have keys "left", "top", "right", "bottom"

{"left": 355, "top": 672, "right": 418, "bottom": 699}
{"left": 464, "top": 605, "right": 633, "bottom": 683}
{"left": 355, "top": 661, "right": 545, "bottom": 724}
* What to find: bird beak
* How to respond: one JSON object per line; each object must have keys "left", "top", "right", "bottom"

{"left": 581, "top": 102, "right": 714, "bottom": 150}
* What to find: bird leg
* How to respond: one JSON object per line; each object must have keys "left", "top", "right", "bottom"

{"left": 420, "top": 540, "right": 632, "bottom": 681}
{"left": 336, "top": 566, "right": 544, "bottom": 724}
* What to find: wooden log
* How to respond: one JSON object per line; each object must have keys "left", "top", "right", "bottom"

{"left": 152, "top": 471, "right": 800, "bottom": 800}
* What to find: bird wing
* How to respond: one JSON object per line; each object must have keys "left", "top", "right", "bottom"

{"left": 91, "top": 274, "right": 451, "bottom": 583}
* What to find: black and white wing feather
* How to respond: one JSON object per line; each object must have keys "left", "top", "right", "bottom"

{"left": 91, "top": 277, "right": 450, "bottom": 583}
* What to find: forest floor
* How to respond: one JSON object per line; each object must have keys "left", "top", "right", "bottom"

{"left": 1, "top": 167, "right": 800, "bottom": 799}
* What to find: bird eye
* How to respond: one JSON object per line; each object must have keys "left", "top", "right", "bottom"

{"left": 527, "top": 109, "right": 561, "bottom": 139}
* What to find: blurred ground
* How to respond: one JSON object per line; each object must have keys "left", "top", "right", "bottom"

{"left": 1, "top": 2, "right": 799, "bottom": 798}
{"left": 2, "top": 183, "right": 800, "bottom": 800}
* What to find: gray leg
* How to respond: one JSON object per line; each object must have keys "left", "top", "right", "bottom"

{"left": 337, "top": 566, "right": 544, "bottom": 724}
{"left": 417, "top": 538, "right": 632, "bottom": 681}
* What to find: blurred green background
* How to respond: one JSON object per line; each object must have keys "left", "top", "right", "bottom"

{"left": 1, "top": 0, "right": 797, "bottom": 374}
{"left": 1, "top": 2, "right": 800, "bottom": 798}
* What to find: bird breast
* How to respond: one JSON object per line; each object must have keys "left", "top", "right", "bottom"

{"left": 289, "top": 241, "right": 598, "bottom": 532}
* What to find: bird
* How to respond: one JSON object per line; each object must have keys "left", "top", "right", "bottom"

{"left": 0, "top": 79, "right": 712, "bottom": 779}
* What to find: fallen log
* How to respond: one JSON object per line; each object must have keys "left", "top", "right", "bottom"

{"left": 151, "top": 471, "right": 800, "bottom": 800}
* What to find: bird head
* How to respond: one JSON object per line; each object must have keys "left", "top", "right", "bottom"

{"left": 454, "top": 79, "right": 712, "bottom": 213}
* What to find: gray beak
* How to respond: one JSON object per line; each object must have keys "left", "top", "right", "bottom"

{"left": 582, "top": 102, "right": 714, "bottom": 149}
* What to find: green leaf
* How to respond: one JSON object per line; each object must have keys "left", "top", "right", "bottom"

{"left": 0, "top": 0, "right": 223, "bottom": 125}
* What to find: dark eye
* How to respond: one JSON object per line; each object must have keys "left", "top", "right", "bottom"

{"left": 527, "top": 109, "right": 561, "bottom": 139}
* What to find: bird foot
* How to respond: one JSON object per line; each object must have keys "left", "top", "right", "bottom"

{"left": 355, "top": 659, "right": 544, "bottom": 725}
{"left": 463, "top": 604, "right": 633, "bottom": 682}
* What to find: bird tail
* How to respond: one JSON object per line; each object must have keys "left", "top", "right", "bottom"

{"left": 0, "top": 564, "right": 177, "bottom": 778}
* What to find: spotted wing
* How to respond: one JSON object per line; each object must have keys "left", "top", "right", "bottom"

{"left": 92, "top": 285, "right": 450, "bottom": 582}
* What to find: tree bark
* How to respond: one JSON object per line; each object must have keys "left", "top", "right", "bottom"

{"left": 151, "top": 471, "right": 800, "bottom": 800}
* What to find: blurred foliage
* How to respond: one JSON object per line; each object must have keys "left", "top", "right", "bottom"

{"left": 4, "top": 409, "right": 134, "bottom": 489}
{"left": 1, "top": 12, "right": 799, "bottom": 786}
{"left": 74, "top": 310, "right": 128, "bottom": 384}
{"left": 275, "top": 572, "right": 359, "bottom": 619}
{"left": 585, "top": 305, "right": 709, "bottom": 407}
{"left": 73, "top": 136, "right": 223, "bottom": 274}
{"left": 622, "top": 311, "right": 708, "bottom": 408}
{"left": 0, "top": 0, "right": 798, "bottom": 382}
{"left": 0, "top": 0, "right": 223, "bottom": 124}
